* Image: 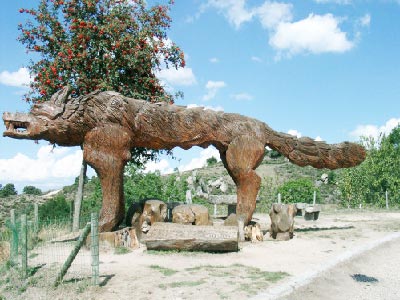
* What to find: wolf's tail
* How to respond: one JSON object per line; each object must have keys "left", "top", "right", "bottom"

{"left": 266, "top": 130, "right": 366, "bottom": 170}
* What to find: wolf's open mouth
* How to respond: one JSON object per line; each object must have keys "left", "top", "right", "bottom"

{"left": 4, "top": 121, "right": 29, "bottom": 134}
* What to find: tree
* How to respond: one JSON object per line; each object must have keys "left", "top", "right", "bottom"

{"left": 18, "top": 0, "right": 185, "bottom": 222}
{"left": 277, "top": 178, "right": 319, "bottom": 204}
{"left": 18, "top": 0, "right": 185, "bottom": 164}
{"left": 206, "top": 156, "right": 218, "bottom": 167}
{"left": 338, "top": 126, "right": 400, "bottom": 208}
{"left": 23, "top": 185, "right": 42, "bottom": 195}
{"left": 0, "top": 183, "right": 18, "bottom": 197}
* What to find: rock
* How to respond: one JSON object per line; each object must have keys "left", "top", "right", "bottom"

{"left": 220, "top": 181, "right": 228, "bottom": 193}
{"left": 172, "top": 204, "right": 211, "bottom": 225}
{"left": 185, "top": 190, "right": 192, "bottom": 204}
{"left": 321, "top": 173, "right": 329, "bottom": 184}
{"left": 224, "top": 213, "right": 238, "bottom": 226}
{"left": 269, "top": 203, "right": 297, "bottom": 240}
{"left": 186, "top": 176, "right": 194, "bottom": 186}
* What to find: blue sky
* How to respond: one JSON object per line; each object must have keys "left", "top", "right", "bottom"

{"left": 1, "top": 0, "right": 399, "bottom": 192}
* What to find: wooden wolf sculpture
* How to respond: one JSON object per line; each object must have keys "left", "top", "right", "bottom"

{"left": 3, "top": 87, "right": 366, "bottom": 231}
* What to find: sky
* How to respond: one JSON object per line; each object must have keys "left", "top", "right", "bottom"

{"left": 0, "top": 0, "right": 399, "bottom": 193}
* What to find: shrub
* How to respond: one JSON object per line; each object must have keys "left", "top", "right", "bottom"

{"left": 277, "top": 178, "right": 319, "bottom": 204}
{"left": 22, "top": 185, "right": 42, "bottom": 195}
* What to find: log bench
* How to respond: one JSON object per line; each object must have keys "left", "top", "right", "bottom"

{"left": 143, "top": 222, "right": 239, "bottom": 252}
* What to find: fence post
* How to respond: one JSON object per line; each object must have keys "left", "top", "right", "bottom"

{"left": 313, "top": 191, "right": 316, "bottom": 206}
{"left": 69, "top": 200, "right": 74, "bottom": 232}
{"left": 91, "top": 213, "right": 99, "bottom": 286}
{"left": 21, "top": 214, "right": 28, "bottom": 278}
{"left": 278, "top": 193, "right": 281, "bottom": 204}
{"left": 34, "top": 203, "right": 39, "bottom": 234}
{"left": 10, "top": 209, "right": 18, "bottom": 264}
{"left": 386, "top": 190, "right": 389, "bottom": 210}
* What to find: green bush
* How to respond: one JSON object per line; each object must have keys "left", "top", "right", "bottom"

{"left": 39, "top": 194, "right": 70, "bottom": 220}
{"left": 0, "top": 183, "right": 17, "bottom": 197}
{"left": 277, "top": 178, "right": 319, "bottom": 204}
{"left": 22, "top": 185, "right": 42, "bottom": 195}
{"left": 206, "top": 157, "right": 218, "bottom": 167}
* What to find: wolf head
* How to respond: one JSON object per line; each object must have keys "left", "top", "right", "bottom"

{"left": 3, "top": 86, "right": 85, "bottom": 146}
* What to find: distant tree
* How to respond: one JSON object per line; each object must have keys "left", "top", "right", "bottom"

{"left": 0, "top": 183, "right": 18, "bottom": 197}
{"left": 23, "top": 185, "right": 42, "bottom": 195}
{"left": 277, "top": 178, "right": 319, "bottom": 204}
{"left": 206, "top": 156, "right": 218, "bottom": 167}
{"left": 268, "top": 149, "right": 282, "bottom": 159}
{"left": 338, "top": 126, "right": 400, "bottom": 208}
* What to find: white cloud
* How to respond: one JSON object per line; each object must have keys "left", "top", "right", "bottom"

{"left": 231, "top": 93, "right": 253, "bottom": 101}
{"left": 209, "top": 57, "right": 220, "bottom": 63}
{"left": 0, "top": 145, "right": 83, "bottom": 192}
{"left": 0, "top": 67, "right": 31, "bottom": 88}
{"left": 179, "top": 147, "right": 221, "bottom": 172}
{"left": 360, "top": 14, "right": 371, "bottom": 27}
{"left": 254, "top": 1, "right": 293, "bottom": 29}
{"left": 314, "top": 0, "right": 352, "bottom": 4}
{"left": 206, "top": 0, "right": 253, "bottom": 29}
{"left": 202, "top": 80, "right": 226, "bottom": 101}
{"left": 156, "top": 67, "right": 197, "bottom": 86}
{"left": 350, "top": 118, "right": 400, "bottom": 140}
{"left": 144, "top": 159, "right": 173, "bottom": 174}
{"left": 288, "top": 129, "right": 302, "bottom": 138}
{"left": 187, "top": 103, "right": 224, "bottom": 112}
{"left": 270, "top": 14, "right": 354, "bottom": 56}
{"left": 251, "top": 56, "right": 263, "bottom": 62}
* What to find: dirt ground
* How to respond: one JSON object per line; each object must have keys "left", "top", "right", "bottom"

{"left": 2, "top": 209, "right": 400, "bottom": 300}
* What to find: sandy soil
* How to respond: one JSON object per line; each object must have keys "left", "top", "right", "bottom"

{"left": 2, "top": 209, "right": 400, "bottom": 300}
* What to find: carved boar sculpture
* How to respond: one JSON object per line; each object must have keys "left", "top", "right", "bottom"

{"left": 3, "top": 87, "right": 366, "bottom": 232}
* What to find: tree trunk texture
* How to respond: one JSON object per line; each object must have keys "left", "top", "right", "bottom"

{"left": 3, "top": 88, "right": 367, "bottom": 232}
{"left": 144, "top": 222, "right": 239, "bottom": 252}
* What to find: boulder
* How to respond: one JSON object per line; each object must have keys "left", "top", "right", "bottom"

{"left": 172, "top": 204, "right": 211, "bottom": 225}
{"left": 269, "top": 203, "right": 297, "bottom": 241}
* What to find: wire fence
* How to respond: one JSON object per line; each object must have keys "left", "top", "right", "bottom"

{"left": 1, "top": 206, "right": 99, "bottom": 297}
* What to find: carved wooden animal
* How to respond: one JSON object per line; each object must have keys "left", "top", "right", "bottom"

{"left": 3, "top": 87, "right": 366, "bottom": 232}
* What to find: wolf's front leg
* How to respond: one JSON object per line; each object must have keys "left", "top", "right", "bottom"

{"left": 83, "top": 125, "right": 133, "bottom": 232}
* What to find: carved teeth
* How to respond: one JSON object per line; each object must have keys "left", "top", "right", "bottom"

{"left": 5, "top": 121, "right": 28, "bottom": 134}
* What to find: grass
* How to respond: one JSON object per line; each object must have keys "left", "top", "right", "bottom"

{"left": 158, "top": 280, "right": 206, "bottom": 290}
{"left": 114, "top": 246, "right": 131, "bottom": 255}
{"left": 149, "top": 264, "right": 178, "bottom": 276}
